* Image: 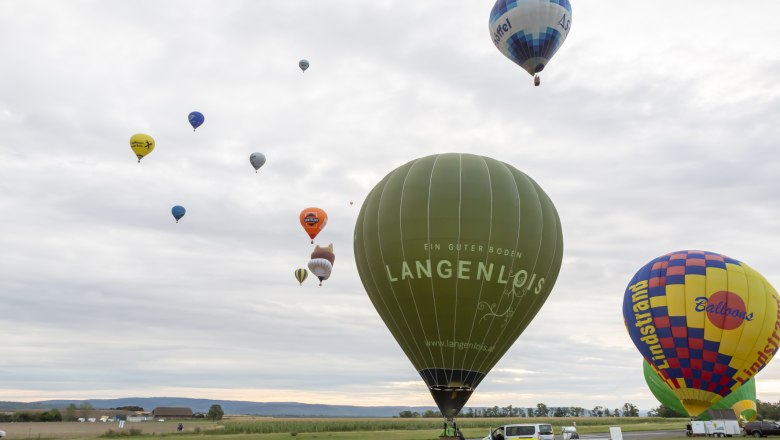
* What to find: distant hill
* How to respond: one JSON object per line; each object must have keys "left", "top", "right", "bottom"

{"left": 0, "top": 398, "right": 651, "bottom": 418}
{"left": 0, "top": 398, "right": 438, "bottom": 417}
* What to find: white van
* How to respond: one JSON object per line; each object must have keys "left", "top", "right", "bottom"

{"left": 483, "top": 423, "right": 555, "bottom": 440}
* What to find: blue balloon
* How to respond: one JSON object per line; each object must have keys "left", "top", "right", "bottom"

{"left": 188, "top": 111, "right": 205, "bottom": 131}
{"left": 171, "top": 205, "right": 186, "bottom": 223}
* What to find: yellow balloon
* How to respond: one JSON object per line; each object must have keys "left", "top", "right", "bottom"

{"left": 130, "top": 133, "right": 155, "bottom": 163}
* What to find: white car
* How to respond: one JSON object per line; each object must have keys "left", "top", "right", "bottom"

{"left": 0, "top": 429, "right": 6, "bottom": 438}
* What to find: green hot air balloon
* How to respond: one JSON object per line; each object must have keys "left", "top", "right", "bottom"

{"left": 643, "top": 360, "right": 757, "bottom": 420}
{"left": 353, "top": 153, "right": 563, "bottom": 418}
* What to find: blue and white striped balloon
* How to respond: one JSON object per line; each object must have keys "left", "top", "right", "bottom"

{"left": 489, "top": 0, "right": 572, "bottom": 77}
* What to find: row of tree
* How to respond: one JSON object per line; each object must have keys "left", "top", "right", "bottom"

{"left": 0, "top": 404, "right": 225, "bottom": 422}
{"left": 399, "top": 403, "right": 640, "bottom": 418}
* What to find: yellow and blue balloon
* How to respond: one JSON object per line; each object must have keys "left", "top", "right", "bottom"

{"left": 623, "top": 250, "right": 780, "bottom": 417}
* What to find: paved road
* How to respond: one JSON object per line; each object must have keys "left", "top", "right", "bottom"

{"left": 579, "top": 430, "right": 686, "bottom": 440}
{"left": 471, "top": 430, "right": 687, "bottom": 440}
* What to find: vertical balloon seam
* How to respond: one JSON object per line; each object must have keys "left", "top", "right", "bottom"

{"left": 473, "top": 164, "right": 549, "bottom": 374}
{"left": 729, "top": 263, "right": 752, "bottom": 399}
{"left": 375, "top": 165, "right": 431, "bottom": 370}
{"left": 399, "top": 156, "right": 444, "bottom": 372}
{"left": 746, "top": 270, "right": 772, "bottom": 379}
{"left": 466, "top": 161, "right": 523, "bottom": 371}
{"left": 358, "top": 172, "right": 426, "bottom": 370}
{"left": 482, "top": 162, "right": 551, "bottom": 372}
{"left": 755, "top": 271, "right": 775, "bottom": 377}
{"left": 727, "top": 266, "right": 746, "bottom": 395}
{"left": 462, "top": 157, "right": 510, "bottom": 376}
{"left": 468, "top": 159, "right": 526, "bottom": 375}
{"left": 460, "top": 155, "right": 495, "bottom": 375}
{"left": 448, "top": 153, "right": 464, "bottom": 385}
{"left": 425, "top": 154, "right": 448, "bottom": 372}
{"left": 377, "top": 160, "right": 433, "bottom": 369}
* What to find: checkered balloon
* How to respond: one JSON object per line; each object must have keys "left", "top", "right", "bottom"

{"left": 623, "top": 250, "right": 780, "bottom": 417}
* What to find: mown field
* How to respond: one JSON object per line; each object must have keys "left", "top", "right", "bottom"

{"left": 0, "top": 417, "right": 690, "bottom": 440}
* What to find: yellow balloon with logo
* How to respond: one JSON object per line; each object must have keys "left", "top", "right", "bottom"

{"left": 623, "top": 250, "right": 780, "bottom": 417}
{"left": 130, "top": 133, "right": 155, "bottom": 163}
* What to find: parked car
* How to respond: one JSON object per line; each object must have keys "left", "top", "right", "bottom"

{"left": 744, "top": 421, "right": 780, "bottom": 437}
{"left": 483, "top": 423, "right": 555, "bottom": 440}
{"left": 0, "top": 429, "right": 6, "bottom": 438}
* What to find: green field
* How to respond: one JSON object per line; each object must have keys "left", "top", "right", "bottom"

{"left": 0, "top": 417, "right": 691, "bottom": 440}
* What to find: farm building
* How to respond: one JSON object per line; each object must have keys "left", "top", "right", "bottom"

{"left": 151, "top": 407, "right": 193, "bottom": 419}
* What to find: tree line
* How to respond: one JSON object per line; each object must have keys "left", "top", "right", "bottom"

{"left": 399, "top": 403, "right": 640, "bottom": 418}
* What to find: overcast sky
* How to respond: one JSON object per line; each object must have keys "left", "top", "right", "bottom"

{"left": 1, "top": 0, "right": 780, "bottom": 412}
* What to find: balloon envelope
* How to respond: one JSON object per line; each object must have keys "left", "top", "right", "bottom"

{"left": 308, "top": 258, "right": 332, "bottom": 285}
{"left": 188, "top": 111, "right": 205, "bottom": 130}
{"left": 129, "top": 133, "right": 155, "bottom": 162}
{"left": 249, "top": 152, "right": 266, "bottom": 172}
{"left": 643, "top": 359, "right": 757, "bottom": 421}
{"left": 299, "top": 208, "right": 328, "bottom": 243}
{"left": 295, "top": 268, "right": 308, "bottom": 286}
{"left": 299, "top": 59, "right": 309, "bottom": 72}
{"left": 489, "top": 0, "right": 572, "bottom": 76}
{"left": 171, "top": 205, "right": 186, "bottom": 223}
{"left": 311, "top": 244, "right": 335, "bottom": 265}
{"left": 353, "top": 153, "right": 563, "bottom": 418}
{"left": 624, "top": 250, "right": 780, "bottom": 417}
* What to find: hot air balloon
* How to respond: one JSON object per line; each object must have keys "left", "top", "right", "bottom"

{"left": 623, "top": 250, "right": 780, "bottom": 417}
{"left": 353, "top": 153, "right": 563, "bottom": 418}
{"left": 188, "top": 111, "right": 205, "bottom": 131}
{"left": 643, "top": 360, "right": 757, "bottom": 421}
{"left": 308, "top": 258, "right": 332, "bottom": 286}
{"left": 489, "top": 0, "right": 572, "bottom": 86}
{"left": 129, "top": 133, "right": 155, "bottom": 163}
{"left": 295, "top": 268, "right": 308, "bottom": 286}
{"left": 171, "top": 205, "right": 186, "bottom": 223}
{"left": 299, "top": 208, "right": 327, "bottom": 243}
{"left": 299, "top": 59, "right": 309, "bottom": 72}
{"left": 249, "top": 152, "right": 266, "bottom": 173}
{"left": 311, "top": 243, "right": 335, "bottom": 265}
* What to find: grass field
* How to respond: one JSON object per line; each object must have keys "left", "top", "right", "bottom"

{"left": 0, "top": 417, "right": 691, "bottom": 440}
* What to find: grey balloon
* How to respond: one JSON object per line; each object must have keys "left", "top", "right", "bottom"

{"left": 249, "top": 152, "right": 266, "bottom": 173}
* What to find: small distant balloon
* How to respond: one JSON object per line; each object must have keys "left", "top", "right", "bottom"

{"left": 299, "top": 59, "right": 310, "bottom": 72}
{"left": 249, "top": 152, "right": 266, "bottom": 173}
{"left": 171, "top": 205, "right": 186, "bottom": 223}
{"left": 308, "top": 258, "right": 332, "bottom": 286}
{"left": 299, "top": 207, "right": 327, "bottom": 243}
{"left": 188, "top": 111, "right": 205, "bottom": 131}
{"left": 295, "top": 268, "right": 308, "bottom": 286}
{"left": 129, "top": 133, "right": 155, "bottom": 163}
{"left": 311, "top": 243, "right": 335, "bottom": 265}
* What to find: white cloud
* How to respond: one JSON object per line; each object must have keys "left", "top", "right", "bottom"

{"left": 1, "top": 0, "right": 780, "bottom": 413}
